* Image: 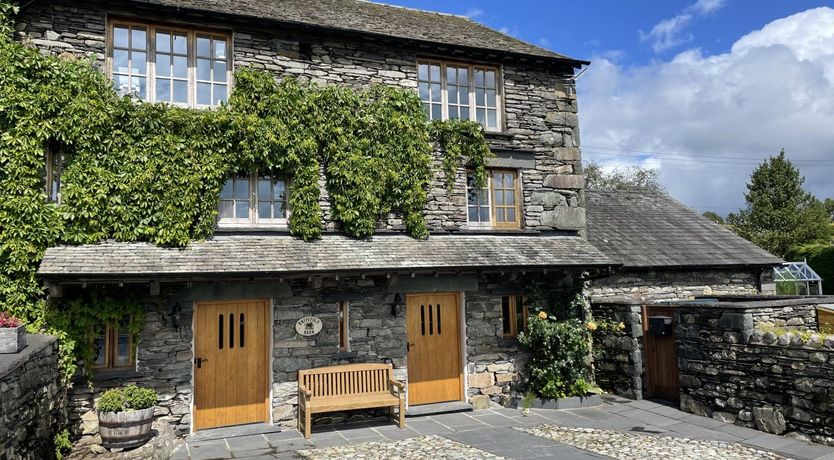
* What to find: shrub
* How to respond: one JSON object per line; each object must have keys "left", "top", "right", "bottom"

{"left": 54, "top": 429, "right": 71, "bottom": 460}
{"left": 0, "top": 311, "right": 20, "bottom": 328}
{"left": 518, "top": 316, "right": 592, "bottom": 399}
{"left": 96, "top": 385, "right": 157, "bottom": 413}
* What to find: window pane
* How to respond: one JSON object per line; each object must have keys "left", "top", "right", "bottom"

{"left": 430, "top": 64, "right": 440, "bottom": 81}
{"left": 460, "top": 67, "right": 468, "bottom": 83}
{"left": 213, "top": 84, "right": 227, "bottom": 105}
{"left": 418, "top": 64, "right": 428, "bottom": 81}
{"left": 156, "top": 79, "right": 170, "bottom": 101}
{"left": 487, "top": 89, "right": 497, "bottom": 107}
{"left": 131, "top": 28, "right": 146, "bottom": 50}
{"left": 114, "top": 26, "right": 129, "bottom": 48}
{"left": 93, "top": 325, "right": 106, "bottom": 366}
{"left": 502, "top": 297, "right": 511, "bottom": 335}
{"left": 448, "top": 85, "right": 458, "bottom": 104}
{"left": 197, "top": 37, "right": 211, "bottom": 57}
{"left": 431, "top": 104, "right": 441, "bottom": 120}
{"left": 273, "top": 181, "right": 286, "bottom": 200}
{"left": 461, "top": 107, "right": 469, "bottom": 120}
{"left": 114, "top": 49, "right": 129, "bottom": 73}
{"left": 494, "top": 189, "right": 504, "bottom": 206}
{"left": 418, "top": 82, "right": 429, "bottom": 101}
{"left": 476, "top": 88, "right": 485, "bottom": 105}
{"left": 214, "top": 61, "right": 227, "bottom": 82}
{"left": 220, "top": 179, "right": 233, "bottom": 199}
{"left": 113, "top": 74, "right": 129, "bottom": 95}
{"left": 488, "top": 109, "right": 497, "bottom": 128}
{"left": 449, "top": 107, "right": 459, "bottom": 120}
{"left": 422, "top": 103, "right": 430, "bottom": 118}
{"left": 479, "top": 206, "right": 490, "bottom": 222}
{"left": 258, "top": 179, "right": 270, "bottom": 199}
{"left": 468, "top": 207, "right": 478, "bottom": 222}
{"left": 495, "top": 207, "right": 505, "bottom": 222}
{"left": 173, "top": 56, "right": 187, "bottom": 78}
{"left": 475, "top": 69, "right": 484, "bottom": 86}
{"left": 504, "top": 173, "right": 514, "bottom": 188}
{"left": 273, "top": 202, "right": 286, "bottom": 218}
{"left": 258, "top": 201, "right": 271, "bottom": 219}
{"left": 173, "top": 80, "right": 188, "bottom": 103}
{"left": 515, "top": 296, "right": 525, "bottom": 334}
{"left": 234, "top": 178, "right": 249, "bottom": 199}
{"left": 476, "top": 108, "right": 486, "bottom": 125}
{"left": 218, "top": 200, "right": 233, "bottom": 218}
{"left": 235, "top": 200, "right": 249, "bottom": 219}
{"left": 197, "top": 82, "right": 211, "bottom": 105}
{"left": 134, "top": 77, "right": 146, "bottom": 99}
{"left": 459, "top": 88, "right": 468, "bottom": 105}
{"left": 506, "top": 207, "right": 516, "bottom": 222}
{"left": 157, "top": 32, "right": 170, "bottom": 53}
{"left": 447, "top": 67, "right": 456, "bottom": 84}
{"left": 485, "top": 71, "right": 496, "bottom": 88}
{"left": 197, "top": 58, "right": 211, "bottom": 81}
{"left": 505, "top": 190, "right": 515, "bottom": 206}
{"left": 156, "top": 54, "right": 170, "bottom": 77}
{"left": 131, "top": 52, "right": 146, "bottom": 74}
{"left": 173, "top": 34, "right": 187, "bottom": 54}
{"left": 430, "top": 83, "right": 441, "bottom": 103}
{"left": 115, "top": 316, "right": 131, "bottom": 366}
{"left": 214, "top": 40, "right": 226, "bottom": 59}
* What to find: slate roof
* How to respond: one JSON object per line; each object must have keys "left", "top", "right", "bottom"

{"left": 38, "top": 234, "right": 613, "bottom": 279}
{"left": 126, "top": 0, "right": 584, "bottom": 64}
{"left": 586, "top": 190, "right": 782, "bottom": 269}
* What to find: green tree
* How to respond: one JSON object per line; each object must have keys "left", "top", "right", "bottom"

{"left": 702, "top": 211, "right": 725, "bottom": 225}
{"left": 583, "top": 161, "right": 662, "bottom": 191}
{"left": 823, "top": 198, "right": 834, "bottom": 222}
{"left": 727, "top": 150, "right": 829, "bottom": 258}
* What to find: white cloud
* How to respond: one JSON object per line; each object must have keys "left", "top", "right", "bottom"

{"left": 641, "top": 0, "right": 727, "bottom": 53}
{"left": 579, "top": 7, "right": 834, "bottom": 214}
{"left": 464, "top": 7, "right": 484, "bottom": 18}
{"left": 498, "top": 25, "right": 520, "bottom": 37}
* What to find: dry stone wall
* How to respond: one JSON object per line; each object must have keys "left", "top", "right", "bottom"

{"left": 589, "top": 268, "right": 765, "bottom": 302}
{"left": 0, "top": 334, "right": 65, "bottom": 460}
{"left": 590, "top": 302, "right": 644, "bottom": 399}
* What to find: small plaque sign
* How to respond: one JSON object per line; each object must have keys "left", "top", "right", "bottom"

{"left": 295, "top": 316, "right": 323, "bottom": 337}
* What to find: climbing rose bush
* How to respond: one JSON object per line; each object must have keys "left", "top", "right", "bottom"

{"left": 518, "top": 316, "right": 592, "bottom": 399}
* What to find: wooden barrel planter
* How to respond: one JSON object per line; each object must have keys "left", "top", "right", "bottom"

{"left": 98, "top": 407, "right": 155, "bottom": 449}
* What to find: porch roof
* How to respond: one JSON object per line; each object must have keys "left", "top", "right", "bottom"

{"left": 38, "top": 234, "right": 614, "bottom": 280}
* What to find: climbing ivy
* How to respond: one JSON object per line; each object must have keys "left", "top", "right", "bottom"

{"left": 0, "top": 2, "right": 492, "bottom": 377}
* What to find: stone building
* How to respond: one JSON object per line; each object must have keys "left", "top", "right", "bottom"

{"left": 23, "top": 0, "right": 614, "bottom": 436}
{"left": 586, "top": 190, "right": 781, "bottom": 302}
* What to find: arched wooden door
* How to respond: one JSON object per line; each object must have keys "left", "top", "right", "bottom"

{"left": 193, "top": 299, "right": 270, "bottom": 430}
{"left": 406, "top": 293, "right": 463, "bottom": 405}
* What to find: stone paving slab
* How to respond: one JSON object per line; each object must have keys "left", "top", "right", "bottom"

{"left": 177, "top": 398, "right": 834, "bottom": 460}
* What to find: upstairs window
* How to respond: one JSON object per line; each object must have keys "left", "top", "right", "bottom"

{"left": 109, "top": 21, "right": 231, "bottom": 107}
{"left": 43, "top": 141, "right": 71, "bottom": 204}
{"left": 418, "top": 60, "right": 501, "bottom": 131}
{"left": 218, "top": 173, "right": 289, "bottom": 226}
{"left": 466, "top": 169, "right": 521, "bottom": 229}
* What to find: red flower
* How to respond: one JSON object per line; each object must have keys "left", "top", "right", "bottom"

{"left": 0, "top": 312, "right": 21, "bottom": 328}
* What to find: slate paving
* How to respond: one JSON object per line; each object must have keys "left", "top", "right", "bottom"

{"left": 173, "top": 396, "right": 834, "bottom": 460}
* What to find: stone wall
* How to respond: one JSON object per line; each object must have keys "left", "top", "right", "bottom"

{"left": 590, "top": 302, "right": 644, "bottom": 399}
{"left": 0, "top": 334, "right": 65, "bottom": 460}
{"left": 677, "top": 302, "right": 834, "bottom": 445}
{"left": 589, "top": 268, "right": 765, "bottom": 302}
{"left": 15, "top": 0, "right": 587, "bottom": 234}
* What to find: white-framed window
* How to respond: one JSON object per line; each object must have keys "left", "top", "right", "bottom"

{"left": 418, "top": 60, "right": 502, "bottom": 131}
{"left": 466, "top": 169, "right": 521, "bottom": 229}
{"left": 218, "top": 173, "right": 289, "bottom": 226}
{"left": 108, "top": 20, "right": 231, "bottom": 107}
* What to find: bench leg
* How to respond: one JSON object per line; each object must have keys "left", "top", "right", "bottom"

{"left": 304, "top": 406, "right": 312, "bottom": 439}
{"left": 398, "top": 399, "right": 405, "bottom": 429}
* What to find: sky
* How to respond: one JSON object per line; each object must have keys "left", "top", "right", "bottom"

{"left": 383, "top": 0, "right": 834, "bottom": 216}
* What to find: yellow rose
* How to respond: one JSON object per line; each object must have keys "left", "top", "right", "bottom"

{"left": 586, "top": 322, "right": 598, "bottom": 331}
{"left": 538, "top": 311, "right": 548, "bottom": 319}
{"left": 618, "top": 322, "right": 626, "bottom": 330}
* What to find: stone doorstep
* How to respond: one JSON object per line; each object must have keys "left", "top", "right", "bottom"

{"left": 405, "top": 401, "right": 474, "bottom": 417}
{"left": 186, "top": 423, "right": 281, "bottom": 443}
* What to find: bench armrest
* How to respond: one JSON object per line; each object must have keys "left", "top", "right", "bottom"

{"left": 389, "top": 378, "right": 405, "bottom": 392}
{"left": 298, "top": 383, "right": 312, "bottom": 400}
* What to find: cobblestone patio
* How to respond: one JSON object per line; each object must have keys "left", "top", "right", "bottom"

{"left": 173, "top": 396, "right": 834, "bottom": 460}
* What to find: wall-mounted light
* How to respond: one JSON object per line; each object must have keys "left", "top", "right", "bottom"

{"left": 391, "top": 293, "right": 404, "bottom": 317}
{"left": 170, "top": 302, "right": 182, "bottom": 332}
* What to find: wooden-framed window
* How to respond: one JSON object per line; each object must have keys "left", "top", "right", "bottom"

{"left": 108, "top": 20, "right": 231, "bottom": 107}
{"left": 338, "top": 301, "right": 350, "bottom": 352}
{"left": 502, "top": 295, "right": 528, "bottom": 339}
{"left": 418, "top": 60, "right": 502, "bottom": 131}
{"left": 92, "top": 315, "right": 136, "bottom": 369}
{"left": 43, "top": 141, "right": 71, "bottom": 204}
{"left": 218, "top": 172, "right": 289, "bottom": 226}
{"left": 466, "top": 169, "right": 521, "bottom": 229}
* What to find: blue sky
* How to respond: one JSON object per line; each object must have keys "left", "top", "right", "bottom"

{"left": 384, "top": 1, "right": 834, "bottom": 215}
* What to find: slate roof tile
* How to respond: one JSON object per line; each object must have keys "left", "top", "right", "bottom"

{"left": 128, "top": 0, "right": 583, "bottom": 64}
{"left": 38, "top": 234, "right": 612, "bottom": 277}
{"left": 586, "top": 190, "right": 782, "bottom": 268}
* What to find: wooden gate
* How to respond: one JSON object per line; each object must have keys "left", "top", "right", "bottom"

{"left": 406, "top": 293, "right": 463, "bottom": 405}
{"left": 193, "top": 299, "right": 270, "bottom": 431}
{"left": 642, "top": 304, "right": 680, "bottom": 401}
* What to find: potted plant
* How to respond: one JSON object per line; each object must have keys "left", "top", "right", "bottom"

{"left": 96, "top": 385, "right": 157, "bottom": 450}
{"left": 0, "top": 312, "right": 26, "bottom": 354}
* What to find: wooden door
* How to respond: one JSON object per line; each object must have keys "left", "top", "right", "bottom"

{"left": 642, "top": 305, "right": 680, "bottom": 401}
{"left": 194, "top": 299, "right": 270, "bottom": 431}
{"left": 406, "top": 293, "right": 463, "bottom": 405}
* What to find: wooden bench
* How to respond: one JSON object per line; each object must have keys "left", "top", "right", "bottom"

{"left": 297, "top": 363, "right": 406, "bottom": 439}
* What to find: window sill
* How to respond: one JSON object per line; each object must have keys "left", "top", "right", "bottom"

{"left": 216, "top": 224, "right": 290, "bottom": 233}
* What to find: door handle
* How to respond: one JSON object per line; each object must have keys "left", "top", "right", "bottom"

{"left": 195, "top": 357, "right": 208, "bottom": 368}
